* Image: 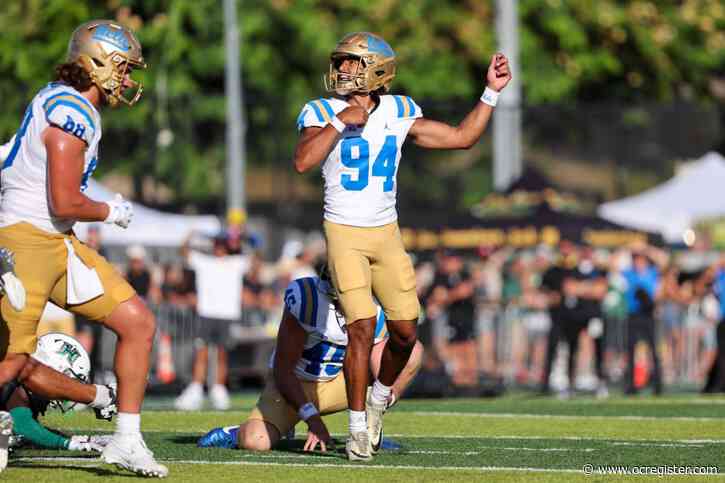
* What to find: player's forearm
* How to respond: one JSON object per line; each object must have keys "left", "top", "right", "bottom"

{"left": 294, "top": 127, "right": 340, "bottom": 173}
{"left": 454, "top": 100, "right": 495, "bottom": 149}
{"left": 50, "top": 191, "right": 109, "bottom": 222}
{"left": 20, "top": 358, "right": 95, "bottom": 404}
{"left": 273, "top": 366, "right": 310, "bottom": 411}
{"left": 9, "top": 407, "right": 69, "bottom": 449}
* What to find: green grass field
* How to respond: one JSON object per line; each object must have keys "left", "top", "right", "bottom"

{"left": 6, "top": 392, "right": 725, "bottom": 482}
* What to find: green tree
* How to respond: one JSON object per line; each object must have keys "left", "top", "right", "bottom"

{"left": 0, "top": 0, "right": 722, "bottom": 206}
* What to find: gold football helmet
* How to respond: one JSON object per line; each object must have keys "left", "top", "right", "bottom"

{"left": 325, "top": 32, "right": 396, "bottom": 96}
{"left": 67, "top": 20, "right": 146, "bottom": 107}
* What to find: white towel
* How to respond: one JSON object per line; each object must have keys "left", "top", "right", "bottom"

{"left": 64, "top": 239, "right": 104, "bottom": 304}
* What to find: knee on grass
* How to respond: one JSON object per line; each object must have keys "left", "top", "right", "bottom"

{"left": 239, "top": 422, "right": 278, "bottom": 452}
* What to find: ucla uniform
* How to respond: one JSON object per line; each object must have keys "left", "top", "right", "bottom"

{"left": 297, "top": 96, "right": 422, "bottom": 323}
{"left": 248, "top": 276, "right": 387, "bottom": 434}
{"left": 0, "top": 83, "right": 135, "bottom": 355}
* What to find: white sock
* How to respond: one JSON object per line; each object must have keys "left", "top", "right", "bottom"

{"left": 349, "top": 410, "right": 366, "bottom": 433}
{"left": 116, "top": 412, "right": 141, "bottom": 437}
{"left": 188, "top": 382, "right": 203, "bottom": 392}
{"left": 89, "top": 384, "right": 112, "bottom": 409}
{"left": 370, "top": 380, "right": 392, "bottom": 405}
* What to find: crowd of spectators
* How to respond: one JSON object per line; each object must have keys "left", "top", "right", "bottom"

{"left": 55, "top": 226, "right": 725, "bottom": 399}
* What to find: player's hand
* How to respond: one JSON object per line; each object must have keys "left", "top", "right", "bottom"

{"left": 104, "top": 193, "right": 133, "bottom": 229}
{"left": 68, "top": 435, "right": 107, "bottom": 452}
{"left": 337, "top": 106, "right": 369, "bottom": 127}
{"left": 486, "top": 53, "right": 512, "bottom": 92}
{"left": 303, "top": 415, "right": 333, "bottom": 452}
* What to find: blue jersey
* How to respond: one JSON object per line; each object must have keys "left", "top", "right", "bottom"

{"left": 280, "top": 276, "right": 387, "bottom": 381}
{"left": 712, "top": 269, "right": 725, "bottom": 320}
{"left": 622, "top": 266, "right": 659, "bottom": 315}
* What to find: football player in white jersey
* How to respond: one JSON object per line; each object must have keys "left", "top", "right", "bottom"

{"left": 294, "top": 32, "right": 511, "bottom": 460}
{"left": 0, "top": 21, "right": 167, "bottom": 477}
{"left": 198, "top": 266, "right": 423, "bottom": 453}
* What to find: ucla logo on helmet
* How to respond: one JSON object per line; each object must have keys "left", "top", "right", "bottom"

{"left": 92, "top": 24, "right": 130, "bottom": 52}
{"left": 367, "top": 34, "right": 394, "bottom": 57}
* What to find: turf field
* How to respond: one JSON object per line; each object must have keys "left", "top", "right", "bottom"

{"left": 6, "top": 392, "right": 725, "bottom": 482}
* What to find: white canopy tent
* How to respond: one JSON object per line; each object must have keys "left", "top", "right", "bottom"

{"left": 598, "top": 151, "right": 725, "bottom": 243}
{"left": 74, "top": 179, "right": 221, "bottom": 247}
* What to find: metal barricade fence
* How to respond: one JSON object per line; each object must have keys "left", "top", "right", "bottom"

{"left": 151, "top": 303, "right": 198, "bottom": 386}
{"left": 92, "top": 300, "right": 712, "bottom": 392}
{"left": 95, "top": 303, "right": 199, "bottom": 387}
{"left": 481, "top": 301, "right": 709, "bottom": 390}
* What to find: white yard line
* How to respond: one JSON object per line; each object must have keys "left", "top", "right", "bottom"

{"left": 407, "top": 411, "right": 725, "bottom": 422}
{"left": 407, "top": 447, "right": 597, "bottom": 454}
{"left": 12, "top": 456, "right": 584, "bottom": 474}
{"left": 59, "top": 428, "right": 725, "bottom": 445}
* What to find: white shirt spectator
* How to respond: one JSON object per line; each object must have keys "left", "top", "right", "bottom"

{"left": 188, "top": 250, "right": 249, "bottom": 320}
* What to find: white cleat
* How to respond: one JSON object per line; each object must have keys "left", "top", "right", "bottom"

{"left": 174, "top": 383, "right": 204, "bottom": 411}
{"left": 209, "top": 384, "right": 231, "bottom": 410}
{"left": 366, "top": 395, "right": 386, "bottom": 455}
{"left": 102, "top": 434, "right": 168, "bottom": 478}
{"left": 0, "top": 411, "right": 13, "bottom": 473}
{"left": 346, "top": 431, "right": 372, "bottom": 461}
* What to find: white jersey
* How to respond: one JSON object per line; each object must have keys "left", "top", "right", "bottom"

{"left": 297, "top": 95, "right": 422, "bottom": 227}
{"left": 0, "top": 82, "right": 102, "bottom": 233}
{"left": 280, "top": 276, "right": 387, "bottom": 382}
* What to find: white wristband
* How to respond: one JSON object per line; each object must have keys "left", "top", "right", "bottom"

{"left": 480, "top": 87, "right": 499, "bottom": 107}
{"left": 329, "top": 116, "right": 346, "bottom": 133}
{"left": 298, "top": 402, "right": 319, "bottom": 421}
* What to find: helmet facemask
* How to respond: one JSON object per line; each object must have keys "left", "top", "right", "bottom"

{"left": 80, "top": 53, "right": 145, "bottom": 107}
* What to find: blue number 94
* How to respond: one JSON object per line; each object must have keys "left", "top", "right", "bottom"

{"left": 340, "top": 135, "right": 397, "bottom": 192}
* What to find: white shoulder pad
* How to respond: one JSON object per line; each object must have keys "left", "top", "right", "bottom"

{"left": 284, "top": 277, "right": 321, "bottom": 331}
{"left": 389, "top": 95, "right": 423, "bottom": 121}
{"left": 43, "top": 92, "right": 96, "bottom": 144}
{"left": 296, "top": 98, "right": 338, "bottom": 131}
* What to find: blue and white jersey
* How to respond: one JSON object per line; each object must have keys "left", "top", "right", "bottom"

{"left": 0, "top": 83, "right": 102, "bottom": 233}
{"left": 281, "top": 276, "right": 387, "bottom": 382}
{"left": 297, "top": 95, "right": 422, "bottom": 227}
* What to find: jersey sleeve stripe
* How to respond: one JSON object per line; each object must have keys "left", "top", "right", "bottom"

{"left": 403, "top": 96, "right": 412, "bottom": 117}
{"left": 374, "top": 309, "right": 386, "bottom": 339}
{"left": 404, "top": 96, "right": 416, "bottom": 117}
{"left": 319, "top": 99, "right": 335, "bottom": 120}
{"left": 309, "top": 279, "right": 319, "bottom": 326}
{"left": 294, "top": 279, "right": 308, "bottom": 324}
{"left": 308, "top": 101, "right": 326, "bottom": 123}
{"left": 45, "top": 100, "right": 96, "bottom": 132}
{"left": 300, "top": 278, "right": 315, "bottom": 326}
{"left": 312, "top": 100, "right": 332, "bottom": 123}
{"left": 394, "top": 95, "right": 405, "bottom": 118}
{"left": 42, "top": 91, "right": 94, "bottom": 112}
{"left": 43, "top": 92, "right": 96, "bottom": 123}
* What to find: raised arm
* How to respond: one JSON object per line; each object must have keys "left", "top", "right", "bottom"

{"left": 408, "top": 53, "right": 511, "bottom": 149}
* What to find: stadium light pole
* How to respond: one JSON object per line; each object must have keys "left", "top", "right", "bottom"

{"left": 493, "top": 0, "right": 522, "bottom": 191}
{"left": 224, "top": 0, "right": 247, "bottom": 227}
